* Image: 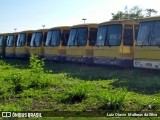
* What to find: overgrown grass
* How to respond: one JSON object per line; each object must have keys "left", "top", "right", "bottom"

{"left": 0, "top": 56, "right": 160, "bottom": 119}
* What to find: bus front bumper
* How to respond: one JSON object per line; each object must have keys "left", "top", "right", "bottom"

{"left": 5, "top": 53, "right": 15, "bottom": 58}
{"left": 93, "top": 57, "right": 133, "bottom": 67}
{"left": 134, "top": 60, "right": 160, "bottom": 69}
{"left": 66, "top": 56, "right": 84, "bottom": 63}
{"left": 15, "top": 53, "right": 29, "bottom": 58}
{"left": 44, "top": 55, "right": 66, "bottom": 61}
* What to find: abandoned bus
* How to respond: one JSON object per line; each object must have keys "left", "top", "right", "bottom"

{"left": 29, "top": 29, "right": 47, "bottom": 58}
{"left": 0, "top": 33, "right": 8, "bottom": 57}
{"left": 15, "top": 30, "right": 33, "bottom": 58}
{"left": 94, "top": 19, "right": 139, "bottom": 67}
{"left": 44, "top": 26, "right": 70, "bottom": 61}
{"left": 66, "top": 24, "right": 98, "bottom": 63}
{"left": 134, "top": 16, "right": 160, "bottom": 69}
{"left": 5, "top": 32, "right": 19, "bottom": 57}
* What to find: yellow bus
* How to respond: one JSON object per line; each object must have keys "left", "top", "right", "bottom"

{"left": 44, "top": 26, "right": 70, "bottom": 61}
{"left": 66, "top": 24, "right": 98, "bottom": 63}
{"left": 134, "top": 16, "right": 160, "bottom": 69}
{"left": 15, "top": 30, "right": 33, "bottom": 58}
{"left": 94, "top": 19, "right": 139, "bottom": 67}
{"left": 0, "top": 33, "right": 8, "bottom": 57}
{"left": 29, "top": 29, "right": 47, "bottom": 58}
{"left": 5, "top": 32, "right": 19, "bottom": 57}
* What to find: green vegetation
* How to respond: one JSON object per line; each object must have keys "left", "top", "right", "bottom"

{"left": 111, "top": 6, "right": 157, "bottom": 20}
{"left": 0, "top": 56, "right": 160, "bottom": 119}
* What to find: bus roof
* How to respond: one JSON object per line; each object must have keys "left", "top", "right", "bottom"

{"left": 48, "top": 26, "right": 70, "bottom": 30}
{"left": 139, "top": 16, "right": 160, "bottom": 22}
{"left": 71, "top": 23, "right": 98, "bottom": 28}
{"left": 18, "top": 30, "right": 34, "bottom": 33}
{"left": 33, "top": 29, "right": 48, "bottom": 32}
{"left": 99, "top": 19, "right": 139, "bottom": 26}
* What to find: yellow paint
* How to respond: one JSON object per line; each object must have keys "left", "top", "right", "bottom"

{"left": 134, "top": 46, "right": 160, "bottom": 60}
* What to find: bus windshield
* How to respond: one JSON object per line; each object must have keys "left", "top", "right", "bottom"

{"left": 45, "top": 30, "right": 60, "bottom": 47}
{"left": 136, "top": 22, "right": 153, "bottom": 46}
{"left": 6, "top": 36, "right": 14, "bottom": 47}
{"left": 0, "top": 36, "right": 4, "bottom": 47}
{"left": 30, "top": 32, "right": 43, "bottom": 47}
{"left": 96, "top": 24, "right": 122, "bottom": 46}
{"left": 16, "top": 33, "right": 26, "bottom": 47}
{"left": 96, "top": 26, "right": 107, "bottom": 46}
{"left": 67, "top": 27, "right": 87, "bottom": 46}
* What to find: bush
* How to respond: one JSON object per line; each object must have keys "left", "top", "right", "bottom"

{"left": 97, "top": 88, "right": 127, "bottom": 110}
{"left": 0, "top": 103, "right": 21, "bottom": 111}
{"left": 0, "top": 78, "right": 14, "bottom": 100}
{"left": 29, "top": 54, "right": 44, "bottom": 73}
{"left": 60, "top": 83, "right": 91, "bottom": 104}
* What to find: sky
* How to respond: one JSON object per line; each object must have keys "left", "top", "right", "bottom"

{"left": 0, "top": 0, "right": 160, "bottom": 33}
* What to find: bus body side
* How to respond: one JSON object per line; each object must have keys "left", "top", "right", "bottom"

{"left": 66, "top": 24, "right": 98, "bottom": 64}
{"left": 15, "top": 30, "right": 33, "bottom": 58}
{"left": 29, "top": 29, "right": 47, "bottom": 58}
{"left": 44, "top": 26, "right": 70, "bottom": 61}
{"left": 94, "top": 20, "right": 139, "bottom": 67}
{"left": 5, "top": 33, "right": 18, "bottom": 58}
{"left": 0, "top": 33, "right": 8, "bottom": 57}
{"left": 134, "top": 17, "right": 160, "bottom": 69}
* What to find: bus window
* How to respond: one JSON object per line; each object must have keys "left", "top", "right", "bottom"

{"left": 6, "top": 36, "right": 14, "bottom": 47}
{"left": 16, "top": 33, "right": 26, "bottom": 47}
{"left": 45, "top": 30, "right": 52, "bottom": 47}
{"left": 68, "top": 29, "right": 77, "bottom": 46}
{"left": 68, "top": 28, "right": 87, "bottom": 46}
{"left": 151, "top": 21, "right": 160, "bottom": 46}
{"left": 135, "top": 25, "right": 139, "bottom": 40}
{"left": 30, "top": 32, "right": 43, "bottom": 47}
{"left": 45, "top": 30, "right": 60, "bottom": 47}
{"left": 76, "top": 28, "right": 88, "bottom": 46}
{"left": 123, "top": 25, "right": 133, "bottom": 46}
{"left": 35, "top": 32, "right": 42, "bottom": 47}
{"left": 107, "top": 25, "right": 122, "bottom": 46}
{"left": 62, "top": 30, "right": 69, "bottom": 46}
{"left": 96, "top": 26, "right": 107, "bottom": 46}
{"left": 27, "top": 33, "right": 32, "bottom": 46}
{"left": 43, "top": 32, "right": 47, "bottom": 46}
{"left": 30, "top": 33, "right": 36, "bottom": 47}
{"left": 51, "top": 30, "right": 60, "bottom": 46}
{"left": 136, "top": 22, "right": 153, "bottom": 46}
{"left": 0, "top": 36, "right": 4, "bottom": 47}
{"left": 89, "top": 28, "right": 97, "bottom": 46}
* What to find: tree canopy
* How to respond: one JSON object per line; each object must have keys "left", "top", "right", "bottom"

{"left": 111, "top": 6, "right": 158, "bottom": 20}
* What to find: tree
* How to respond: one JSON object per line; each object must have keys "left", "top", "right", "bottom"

{"left": 145, "top": 9, "right": 157, "bottom": 17}
{"left": 111, "top": 6, "right": 157, "bottom": 20}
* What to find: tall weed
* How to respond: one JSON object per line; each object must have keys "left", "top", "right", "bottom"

{"left": 97, "top": 88, "right": 127, "bottom": 110}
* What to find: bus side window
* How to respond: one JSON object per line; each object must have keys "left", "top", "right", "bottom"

{"left": 135, "top": 25, "right": 139, "bottom": 40}
{"left": 89, "top": 28, "right": 98, "bottom": 46}
{"left": 62, "top": 30, "right": 69, "bottom": 46}
{"left": 15, "top": 35, "right": 18, "bottom": 46}
{"left": 27, "top": 33, "right": 32, "bottom": 46}
{"left": 43, "top": 32, "right": 47, "bottom": 46}
{"left": 123, "top": 25, "right": 133, "bottom": 46}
